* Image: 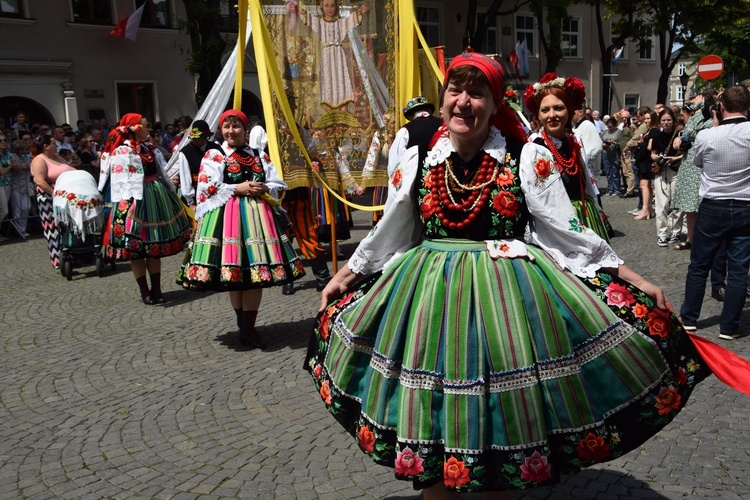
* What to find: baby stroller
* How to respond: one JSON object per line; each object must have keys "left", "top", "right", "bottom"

{"left": 53, "top": 170, "right": 107, "bottom": 280}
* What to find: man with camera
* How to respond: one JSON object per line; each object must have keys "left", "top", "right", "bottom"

{"left": 678, "top": 85, "right": 750, "bottom": 340}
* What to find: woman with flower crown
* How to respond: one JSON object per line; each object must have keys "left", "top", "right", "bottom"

{"left": 300, "top": 52, "right": 750, "bottom": 497}
{"left": 178, "top": 110, "right": 305, "bottom": 349}
{"left": 523, "top": 73, "right": 613, "bottom": 242}
{"left": 98, "top": 113, "right": 192, "bottom": 304}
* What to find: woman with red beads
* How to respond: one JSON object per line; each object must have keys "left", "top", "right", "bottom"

{"left": 178, "top": 110, "right": 305, "bottom": 349}
{"left": 304, "top": 52, "right": 750, "bottom": 497}
{"left": 99, "top": 113, "right": 192, "bottom": 304}
{"left": 523, "top": 73, "right": 613, "bottom": 242}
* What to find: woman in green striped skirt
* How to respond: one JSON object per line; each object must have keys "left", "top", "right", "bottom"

{"left": 178, "top": 110, "right": 305, "bottom": 348}
{"left": 524, "top": 73, "right": 614, "bottom": 242}
{"left": 304, "top": 53, "right": 724, "bottom": 496}
{"left": 99, "top": 113, "right": 192, "bottom": 304}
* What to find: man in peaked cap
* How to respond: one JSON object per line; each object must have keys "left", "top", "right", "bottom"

{"left": 387, "top": 96, "right": 443, "bottom": 177}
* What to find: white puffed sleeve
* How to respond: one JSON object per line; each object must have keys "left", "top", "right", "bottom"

{"left": 520, "top": 142, "right": 622, "bottom": 277}
{"left": 346, "top": 146, "right": 423, "bottom": 276}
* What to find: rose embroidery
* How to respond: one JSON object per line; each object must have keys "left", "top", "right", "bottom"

{"left": 394, "top": 447, "right": 425, "bottom": 476}
{"left": 654, "top": 385, "right": 682, "bottom": 415}
{"left": 576, "top": 432, "right": 610, "bottom": 461}
{"left": 646, "top": 308, "right": 672, "bottom": 339}
{"left": 357, "top": 426, "right": 375, "bottom": 453}
{"left": 534, "top": 156, "right": 551, "bottom": 179}
{"left": 604, "top": 282, "right": 636, "bottom": 308}
{"left": 443, "top": 457, "right": 471, "bottom": 488}
{"left": 493, "top": 191, "right": 520, "bottom": 218}
{"left": 319, "top": 380, "right": 332, "bottom": 405}
{"left": 519, "top": 451, "right": 552, "bottom": 483}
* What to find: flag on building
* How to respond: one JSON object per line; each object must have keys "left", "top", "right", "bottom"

{"left": 508, "top": 49, "right": 520, "bottom": 77}
{"left": 516, "top": 39, "right": 529, "bottom": 78}
{"left": 110, "top": 3, "right": 145, "bottom": 41}
{"left": 612, "top": 46, "right": 624, "bottom": 65}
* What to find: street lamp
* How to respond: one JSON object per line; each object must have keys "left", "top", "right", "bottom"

{"left": 679, "top": 72, "right": 690, "bottom": 106}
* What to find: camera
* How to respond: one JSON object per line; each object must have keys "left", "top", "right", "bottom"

{"left": 679, "top": 138, "right": 691, "bottom": 152}
{"left": 657, "top": 153, "right": 669, "bottom": 167}
{"left": 709, "top": 102, "right": 723, "bottom": 122}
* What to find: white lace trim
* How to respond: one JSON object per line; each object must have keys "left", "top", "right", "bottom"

{"left": 424, "top": 127, "right": 507, "bottom": 167}
{"left": 195, "top": 188, "right": 234, "bottom": 220}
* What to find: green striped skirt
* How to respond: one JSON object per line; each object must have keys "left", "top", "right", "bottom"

{"left": 105, "top": 178, "right": 191, "bottom": 260}
{"left": 573, "top": 194, "right": 614, "bottom": 243}
{"left": 305, "top": 238, "right": 708, "bottom": 492}
{"left": 178, "top": 196, "right": 305, "bottom": 291}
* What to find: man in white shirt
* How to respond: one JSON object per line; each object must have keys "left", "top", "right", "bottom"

{"left": 572, "top": 108, "right": 603, "bottom": 181}
{"left": 678, "top": 85, "right": 750, "bottom": 340}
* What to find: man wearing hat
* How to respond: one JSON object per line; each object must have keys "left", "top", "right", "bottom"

{"left": 168, "top": 120, "right": 221, "bottom": 208}
{"left": 387, "top": 96, "right": 442, "bottom": 177}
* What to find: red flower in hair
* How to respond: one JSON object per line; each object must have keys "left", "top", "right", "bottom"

{"left": 564, "top": 77, "right": 586, "bottom": 111}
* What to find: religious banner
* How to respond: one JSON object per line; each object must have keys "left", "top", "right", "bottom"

{"left": 259, "top": 0, "right": 397, "bottom": 191}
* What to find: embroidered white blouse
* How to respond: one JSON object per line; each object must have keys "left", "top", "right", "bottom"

{"left": 194, "top": 142, "right": 286, "bottom": 220}
{"left": 97, "top": 140, "right": 174, "bottom": 201}
{"left": 346, "top": 127, "right": 622, "bottom": 278}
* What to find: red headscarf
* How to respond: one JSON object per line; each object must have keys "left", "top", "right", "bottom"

{"left": 436, "top": 52, "right": 528, "bottom": 144}
{"left": 219, "top": 109, "right": 248, "bottom": 129}
{"left": 103, "top": 113, "right": 143, "bottom": 154}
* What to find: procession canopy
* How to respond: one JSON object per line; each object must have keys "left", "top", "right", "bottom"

{"left": 259, "top": 0, "right": 398, "bottom": 191}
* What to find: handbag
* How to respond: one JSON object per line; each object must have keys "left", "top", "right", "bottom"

{"left": 634, "top": 139, "right": 649, "bottom": 162}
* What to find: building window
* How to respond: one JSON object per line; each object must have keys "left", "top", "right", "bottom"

{"left": 137, "top": 0, "right": 172, "bottom": 28}
{"left": 638, "top": 30, "right": 655, "bottom": 61}
{"left": 515, "top": 15, "right": 535, "bottom": 57}
{"left": 116, "top": 82, "right": 156, "bottom": 123}
{"left": 220, "top": 0, "right": 239, "bottom": 32}
{"left": 0, "top": 0, "right": 24, "bottom": 17}
{"left": 561, "top": 17, "right": 580, "bottom": 58}
{"left": 678, "top": 62, "right": 687, "bottom": 76}
{"left": 624, "top": 94, "right": 640, "bottom": 112}
{"left": 477, "top": 13, "right": 498, "bottom": 55}
{"left": 416, "top": 5, "right": 441, "bottom": 47}
{"left": 72, "top": 0, "right": 112, "bottom": 24}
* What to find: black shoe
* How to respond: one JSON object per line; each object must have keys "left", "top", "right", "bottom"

{"left": 239, "top": 329, "right": 267, "bottom": 349}
{"left": 711, "top": 288, "right": 725, "bottom": 302}
{"left": 151, "top": 291, "right": 166, "bottom": 303}
{"left": 141, "top": 292, "right": 154, "bottom": 305}
{"left": 282, "top": 283, "right": 295, "bottom": 295}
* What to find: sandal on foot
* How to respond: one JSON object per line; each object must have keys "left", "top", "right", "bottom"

{"left": 674, "top": 241, "right": 692, "bottom": 250}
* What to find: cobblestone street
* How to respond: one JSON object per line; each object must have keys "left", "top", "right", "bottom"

{"left": 1, "top": 188, "right": 749, "bottom": 499}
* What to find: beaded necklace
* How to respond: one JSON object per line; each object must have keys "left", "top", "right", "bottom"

{"left": 428, "top": 152, "right": 499, "bottom": 230}
{"left": 541, "top": 129, "right": 579, "bottom": 176}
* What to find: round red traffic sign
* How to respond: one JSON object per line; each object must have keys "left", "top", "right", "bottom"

{"left": 697, "top": 55, "right": 724, "bottom": 80}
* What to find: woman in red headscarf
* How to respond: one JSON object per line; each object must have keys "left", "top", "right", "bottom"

{"left": 300, "top": 53, "right": 750, "bottom": 496}
{"left": 178, "top": 110, "right": 305, "bottom": 349}
{"left": 99, "top": 113, "right": 192, "bottom": 304}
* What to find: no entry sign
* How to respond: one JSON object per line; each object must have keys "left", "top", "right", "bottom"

{"left": 697, "top": 55, "right": 724, "bottom": 80}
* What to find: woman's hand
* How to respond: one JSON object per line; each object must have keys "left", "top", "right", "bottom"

{"left": 608, "top": 264, "right": 673, "bottom": 311}
{"left": 246, "top": 181, "right": 268, "bottom": 197}
{"left": 637, "top": 280, "right": 673, "bottom": 311}
{"left": 319, "top": 276, "right": 350, "bottom": 312}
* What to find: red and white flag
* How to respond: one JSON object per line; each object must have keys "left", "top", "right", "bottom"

{"left": 110, "top": 3, "right": 145, "bottom": 41}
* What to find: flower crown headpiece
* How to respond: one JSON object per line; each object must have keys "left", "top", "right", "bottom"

{"left": 523, "top": 72, "right": 586, "bottom": 116}
{"left": 116, "top": 124, "right": 143, "bottom": 135}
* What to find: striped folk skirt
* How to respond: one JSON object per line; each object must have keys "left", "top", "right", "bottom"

{"left": 178, "top": 196, "right": 305, "bottom": 291}
{"left": 104, "top": 177, "right": 191, "bottom": 261}
{"left": 573, "top": 194, "right": 614, "bottom": 243}
{"left": 305, "top": 239, "right": 709, "bottom": 492}
{"left": 36, "top": 187, "right": 60, "bottom": 269}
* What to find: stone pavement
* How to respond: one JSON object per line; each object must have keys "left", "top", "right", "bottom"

{"left": 1, "top": 187, "right": 749, "bottom": 500}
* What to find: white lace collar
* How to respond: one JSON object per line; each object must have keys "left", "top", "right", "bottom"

{"left": 424, "top": 126, "right": 507, "bottom": 167}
